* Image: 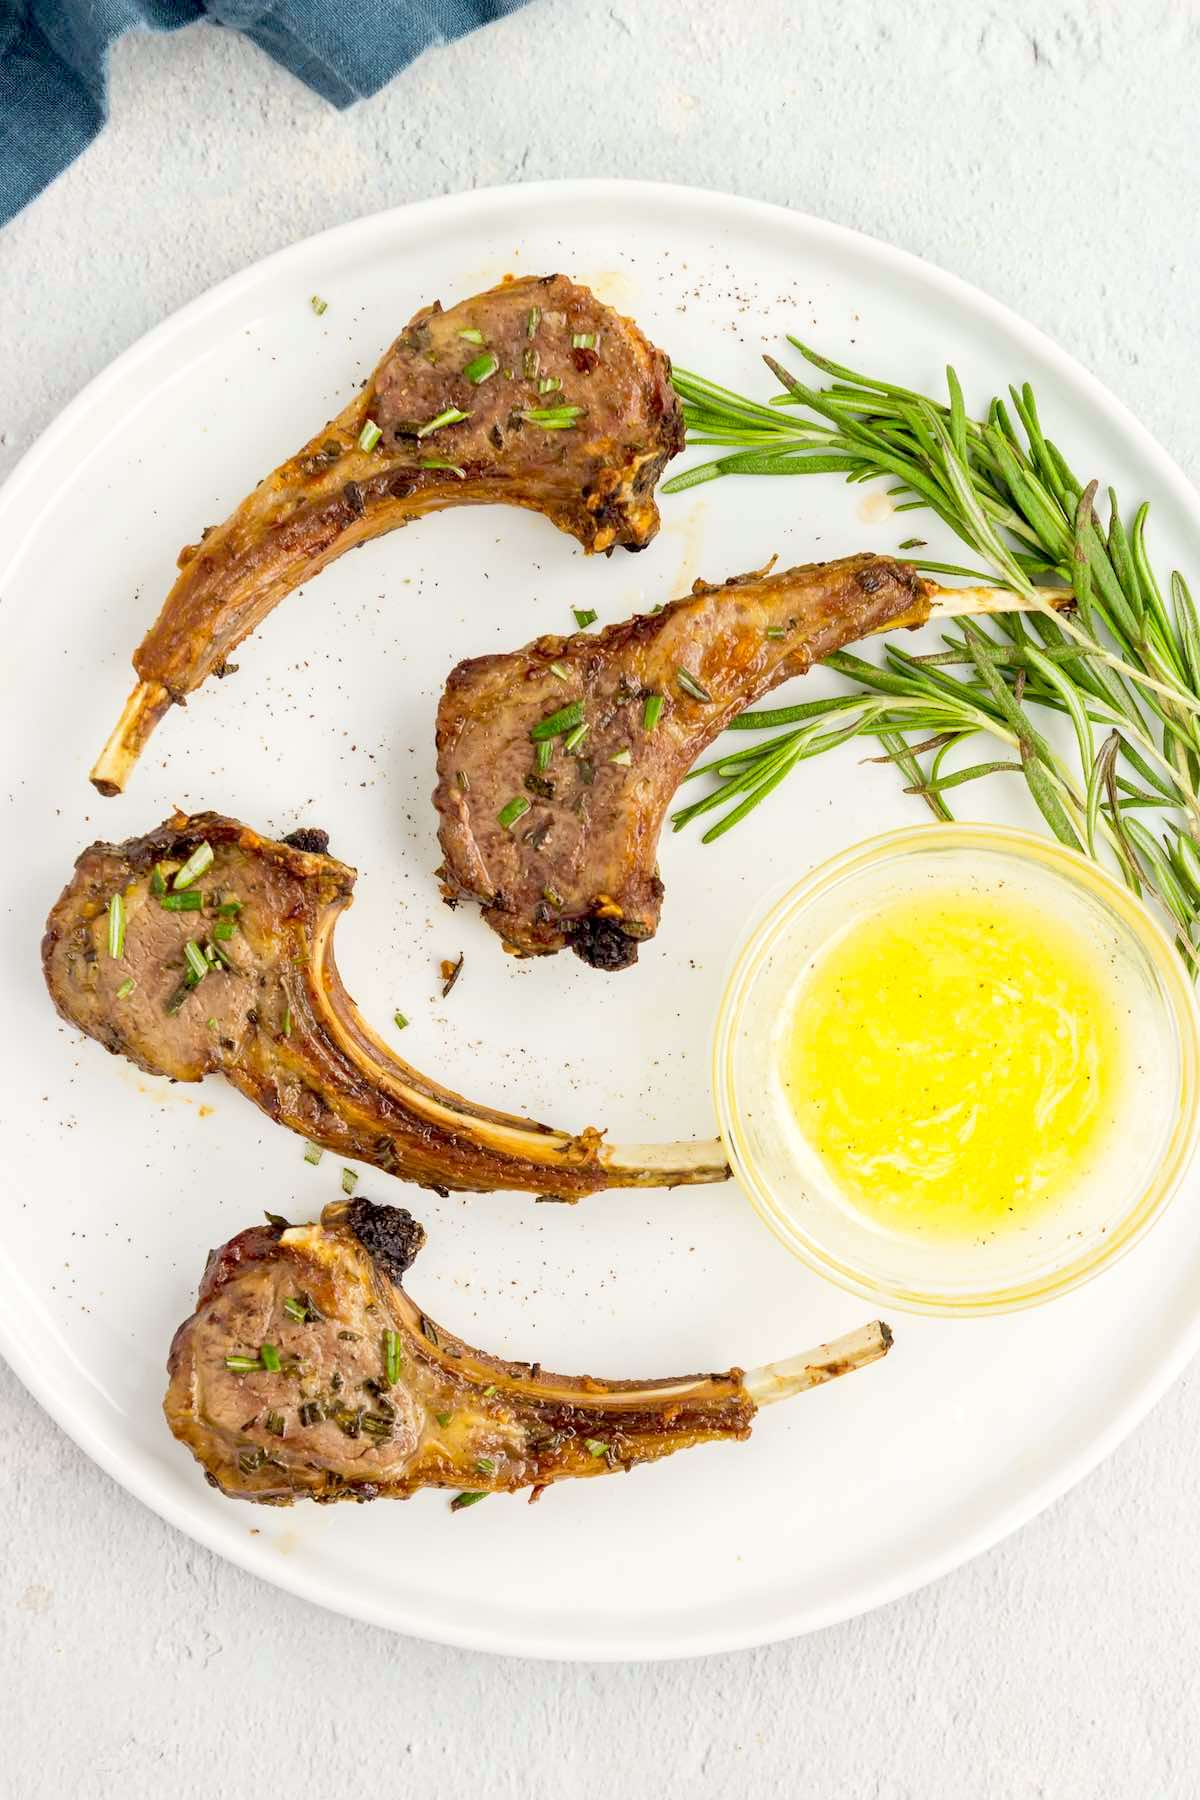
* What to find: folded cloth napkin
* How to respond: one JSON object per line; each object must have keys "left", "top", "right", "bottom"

{"left": 0, "top": 0, "right": 527, "bottom": 228}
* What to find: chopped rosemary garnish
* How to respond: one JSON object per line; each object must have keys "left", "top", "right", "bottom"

{"left": 298, "top": 1401, "right": 324, "bottom": 1427}
{"left": 357, "top": 419, "right": 382, "bottom": 452}
{"left": 642, "top": 693, "right": 664, "bottom": 731}
{"left": 571, "top": 332, "right": 596, "bottom": 350}
{"left": 260, "top": 1343, "right": 281, "bottom": 1372}
{"left": 572, "top": 607, "right": 598, "bottom": 629}
{"left": 238, "top": 1446, "right": 266, "bottom": 1474}
{"left": 498, "top": 794, "right": 531, "bottom": 830}
{"left": 182, "top": 940, "right": 209, "bottom": 984}
{"left": 159, "top": 889, "right": 203, "bottom": 912}
{"left": 210, "top": 938, "right": 239, "bottom": 972}
{"left": 115, "top": 977, "right": 136, "bottom": 1000}
{"left": 535, "top": 738, "right": 554, "bottom": 772}
{"left": 150, "top": 864, "right": 168, "bottom": 896}
{"left": 264, "top": 1410, "right": 286, "bottom": 1436}
{"left": 899, "top": 537, "right": 927, "bottom": 550}
{"left": 450, "top": 1491, "right": 487, "bottom": 1511}
{"left": 548, "top": 660, "right": 570, "bottom": 680}
{"left": 563, "top": 722, "right": 589, "bottom": 753}
{"left": 441, "top": 952, "right": 464, "bottom": 998}
{"left": 610, "top": 747, "right": 633, "bottom": 766}
{"left": 542, "top": 885, "right": 564, "bottom": 907}
{"left": 217, "top": 898, "right": 241, "bottom": 916}
{"left": 474, "top": 1457, "right": 496, "bottom": 1476}
{"left": 384, "top": 1330, "right": 402, "bottom": 1386}
{"left": 281, "top": 1006, "right": 292, "bottom": 1038}
{"left": 213, "top": 918, "right": 236, "bottom": 941}
{"left": 282, "top": 1296, "right": 312, "bottom": 1323}
{"left": 463, "top": 351, "right": 499, "bottom": 384}
{"left": 538, "top": 375, "right": 562, "bottom": 395}
{"left": 585, "top": 1438, "right": 609, "bottom": 1457}
{"left": 393, "top": 1010, "right": 409, "bottom": 1030}
{"left": 520, "top": 406, "right": 584, "bottom": 429}
{"left": 481, "top": 1385, "right": 497, "bottom": 1398}
{"left": 526, "top": 306, "right": 540, "bottom": 337}
{"left": 530, "top": 699, "right": 585, "bottom": 741}
{"left": 675, "top": 667, "right": 713, "bottom": 703}
{"left": 341, "top": 1167, "right": 358, "bottom": 1195}
{"left": 416, "top": 407, "right": 469, "bottom": 437}
{"left": 523, "top": 347, "right": 540, "bottom": 380}
{"left": 435, "top": 1410, "right": 453, "bottom": 1427}
{"left": 419, "top": 458, "right": 466, "bottom": 478}
{"left": 172, "top": 842, "right": 214, "bottom": 890}
{"left": 224, "top": 1354, "right": 261, "bottom": 1373}
{"left": 765, "top": 625, "right": 787, "bottom": 640}
{"left": 107, "top": 892, "right": 125, "bottom": 959}
{"left": 310, "top": 294, "right": 328, "bottom": 316}
{"left": 458, "top": 327, "right": 484, "bottom": 344}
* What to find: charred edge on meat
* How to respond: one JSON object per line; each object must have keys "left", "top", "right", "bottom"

{"left": 281, "top": 827, "right": 331, "bottom": 856}
{"left": 346, "top": 1197, "right": 426, "bottom": 1281}
{"left": 567, "top": 914, "right": 640, "bottom": 971}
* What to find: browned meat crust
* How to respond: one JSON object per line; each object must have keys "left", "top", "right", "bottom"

{"left": 91, "top": 274, "right": 683, "bottom": 794}
{"left": 164, "top": 1198, "right": 891, "bottom": 1507}
{"left": 434, "top": 553, "right": 932, "bottom": 967}
{"left": 41, "top": 812, "right": 728, "bottom": 1197}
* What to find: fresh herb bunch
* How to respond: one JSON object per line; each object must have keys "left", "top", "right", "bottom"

{"left": 663, "top": 345, "right": 1200, "bottom": 963}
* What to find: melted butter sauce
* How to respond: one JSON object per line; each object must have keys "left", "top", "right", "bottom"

{"left": 779, "top": 890, "right": 1126, "bottom": 1241}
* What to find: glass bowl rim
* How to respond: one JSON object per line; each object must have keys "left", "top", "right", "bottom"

{"left": 712, "top": 822, "right": 1200, "bottom": 1316}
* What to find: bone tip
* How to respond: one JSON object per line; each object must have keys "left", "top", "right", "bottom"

{"left": 89, "top": 680, "right": 170, "bottom": 795}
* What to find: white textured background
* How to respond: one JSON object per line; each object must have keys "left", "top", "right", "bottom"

{"left": 4, "top": 3, "right": 1200, "bottom": 1794}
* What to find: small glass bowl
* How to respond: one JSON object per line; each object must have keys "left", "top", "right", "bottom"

{"left": 713, "top": 824, "right": 1200, "bottom": 1316}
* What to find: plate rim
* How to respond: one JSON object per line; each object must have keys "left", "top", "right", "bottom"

{"left": 3, "top": 176, "right": 1199, "bottom": 1661}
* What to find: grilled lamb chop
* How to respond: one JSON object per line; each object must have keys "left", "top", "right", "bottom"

{"left": 436, "top": 556, "right": 1072, "bottom": 968}
{"left": 91, "top": 274, "right": 683, "bottom": 796}
{"left": 165, "top": 1196, "right": 893, "bottom": 1506}
{"left": 434, "top": 552, "right": 933, "bottom": 968}
{"left": 42, "top": 812, "right": 727, "bottom": 1197}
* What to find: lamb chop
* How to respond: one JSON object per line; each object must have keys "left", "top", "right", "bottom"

{"left": 90, "top": 274, "right": 683, "bottom": 796}
{"left": 434, "top": 554, "right": 1071, "bottom": 969}
{"left": 436, "top": 552, "right": 926, "bottom": 969}
{"left": 165, "top": 1195, "right": 893, "bottom": 1506}
{"left": 42, "top": 812, "right": 727, "bottom": 1198}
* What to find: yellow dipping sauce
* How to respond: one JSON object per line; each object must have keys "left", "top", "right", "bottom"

{"left": 779, "top": 889, "right": 1125, "bottom": 1241}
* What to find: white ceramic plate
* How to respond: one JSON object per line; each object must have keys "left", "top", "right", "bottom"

{"left": 3, "top": 181, "right": 1199, "bottom": 1661}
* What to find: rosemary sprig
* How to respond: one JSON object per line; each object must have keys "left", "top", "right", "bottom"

{"left": 665, "top": 349, "right": 1200, "bottom": 960}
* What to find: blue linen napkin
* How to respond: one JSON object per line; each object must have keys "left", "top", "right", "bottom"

{"left": 0, "top": 0, "right": 527, "bottom": 228}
